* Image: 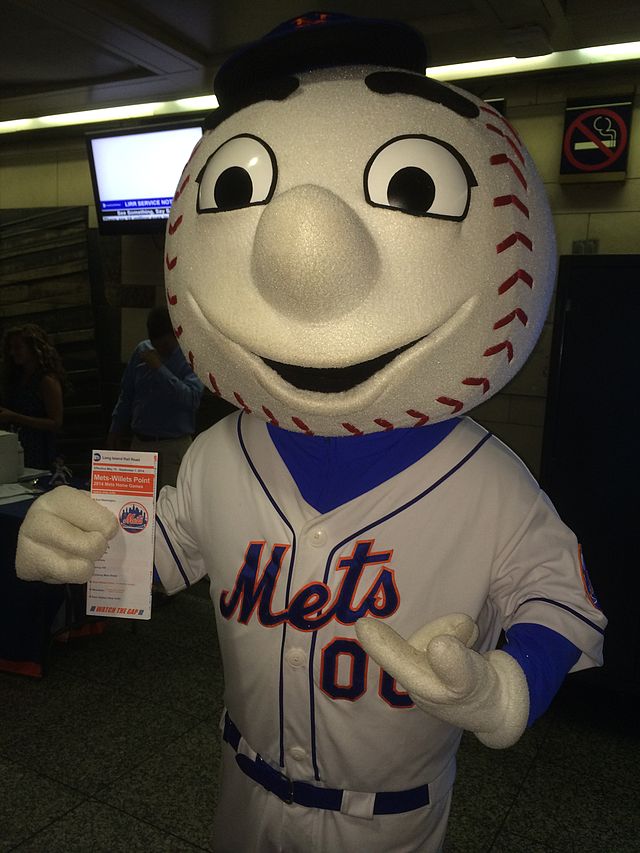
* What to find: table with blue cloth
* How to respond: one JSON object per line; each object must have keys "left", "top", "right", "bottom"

{"left": 0, "top": 497, "right": 67, "bottom": 676}
{"left": 0, "top": 485, "right": 105, "bottom": 677}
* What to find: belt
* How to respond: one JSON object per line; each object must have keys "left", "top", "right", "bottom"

{"left": 222, "top": 712, "right": 430, "bottom": 816}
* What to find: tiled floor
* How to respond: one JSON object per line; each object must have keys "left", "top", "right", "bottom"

{"left": 1, "top": 582, "right": 638, "bottom": 853}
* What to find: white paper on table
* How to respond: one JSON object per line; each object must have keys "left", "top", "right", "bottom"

{"left": 0, "top": 483, "right": 36, "bottom": 505}
{"left": 87, "top": 449, "right": 158, "bottom": 620}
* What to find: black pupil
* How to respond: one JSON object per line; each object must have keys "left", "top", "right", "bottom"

{"left": 214, "top": 166, "right": 253, "bottom": 209}
{"left": 387, "top": 167, "right": 436, "bottom": 215}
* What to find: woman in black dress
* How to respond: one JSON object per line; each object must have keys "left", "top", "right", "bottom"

{"left": 0, "top": 324, "right": 65, "bottom": 470}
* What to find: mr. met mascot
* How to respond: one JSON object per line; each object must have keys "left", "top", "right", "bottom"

{"left": 17, "top": 13, "right": 606, "bottom": 853}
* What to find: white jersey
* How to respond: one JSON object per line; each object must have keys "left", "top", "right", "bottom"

{"left": 155, "top": 411, "right": 605, "bottom": 851}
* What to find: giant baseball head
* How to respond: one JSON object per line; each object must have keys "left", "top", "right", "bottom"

{"left": 165, "top": 13, "right": 556, "bottom": 437}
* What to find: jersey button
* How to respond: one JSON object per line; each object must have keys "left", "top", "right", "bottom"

{"left": 289, "top": 746, "right": 307, "bottom": 762}
{"left": 310, "top": 527, "right": 327, "bottom": 547}
{"left": 285, "top": 648, "right": 306, "bottom": 668}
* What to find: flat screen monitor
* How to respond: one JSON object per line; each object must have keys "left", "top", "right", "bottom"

{"left": 86, "top": 121, "right": 203, "bottom": 234}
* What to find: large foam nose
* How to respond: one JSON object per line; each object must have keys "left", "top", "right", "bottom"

{"left": 251, "top": 184, "right": 380, "bottom": 321}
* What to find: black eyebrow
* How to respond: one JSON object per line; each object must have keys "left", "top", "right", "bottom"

{"left": 365, "top": 71, "right": 479, "bottom": 118}
{"left": 204, "top": 76, "right": 300, "bottom": 131}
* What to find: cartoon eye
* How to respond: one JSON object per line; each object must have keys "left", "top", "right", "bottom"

{"left": 364, "top": 135, "right": 476, "bottom": 220}
{"left": 196, "top": 134, "right": 277, "bottom": 213}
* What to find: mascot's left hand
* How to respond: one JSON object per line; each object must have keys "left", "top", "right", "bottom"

{"left": 356, "top": 614, "right": 529, "bottom": 748}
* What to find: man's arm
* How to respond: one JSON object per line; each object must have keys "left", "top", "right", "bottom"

{"left": 142, "top": 349, "right": 204, "bottom": 411}
{"left": 109, "top": 348, "right": 138, "bottom": 437}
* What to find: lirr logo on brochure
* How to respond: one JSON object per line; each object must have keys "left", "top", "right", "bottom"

{"left": 119, "top": 502, "right": 149, "bottom": 533}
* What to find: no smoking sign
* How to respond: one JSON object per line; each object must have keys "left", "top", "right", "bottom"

{"left": 560, "top": 96, "right": 633, "bottom": 180}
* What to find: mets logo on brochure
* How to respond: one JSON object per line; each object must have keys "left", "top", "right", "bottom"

{"left": 118, "top": 502, "right": 149, "bottom": 533}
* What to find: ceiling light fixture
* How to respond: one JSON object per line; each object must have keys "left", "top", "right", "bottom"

{"left": 1, "top": 40, "right": 639, "bottom": 135}
{"left": 426, "top": 40, "right": 640, "bottom": 81}
{"left": 0, "top": 94, "right": 219, "bottom": 135}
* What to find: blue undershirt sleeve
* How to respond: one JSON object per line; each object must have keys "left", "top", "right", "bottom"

{"left": 501, "top": 623, "right": 581, "bottom": 726}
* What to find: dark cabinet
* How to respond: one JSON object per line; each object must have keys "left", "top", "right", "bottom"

{"left": 541, "top": 254, "right": 640, "bottom": 692}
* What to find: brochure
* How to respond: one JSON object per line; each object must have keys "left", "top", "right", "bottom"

{"left": 86, "top": 449, "right": 158, "bottom": 620}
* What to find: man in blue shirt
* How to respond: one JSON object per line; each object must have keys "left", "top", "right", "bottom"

{"left": 108, "top": 307, "right": 204, "bottom": 488}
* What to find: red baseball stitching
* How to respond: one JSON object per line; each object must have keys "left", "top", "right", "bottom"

{"left": 496, "top": 232, "right": 532, "bottom": 254}
{"left": 165, "top": 253, "right": 178, "bottom": 271}
{"left": 188, "top": 351, "right": 195, "bottom": 369}
{"left": 174, "top": 325, "right": 183, "bottom": 338}
{"left": 457, "top": 117, "right": 533, "bottom": 416}
{"left": 493, "top": 195, "right": 529, "bottom": 218}
{"left": 168, "top": 215, "right": 183, "bottom": 235}
{"left": 234, "top": 392, "right": 252, "bottom": 414}
{"left": 185, "top": 139, "right": 204, "bottom": 166}
{"left": 262, "top": 406, "right": 280, "bottom": 427}
{"left": 490, "top": 154, "right": 527, "bottom": 191}
{"left": 174, "top": 174, "right": 190, "bottom": 201}
{"left": 493, "top": 308, "right": 528, "bottom": 329}
{"left": 462, "top": 377, "right": 490, "bottom": 394}
{"left": 407, "top": 409, "right": 429, "bottom": 427}
{"left": 292, "top": 416, "right": 314, "bottom": 435}
{"left": 480, "top": 106, "right": 522, "bottom": 144}
{"left": 484, "top": 341, "right": 514, "bottom": 362}
{"left": 342, "top": 422, "right": 364, "bottom": 436}
{"left": 498, "top": 268, "right": 533, "bottom": 294}
{"left": 374, "top": 418, "right": 394, "bottom": 430}
{"left": 484, "top": 124, "right": 525, "bottom": 164}
{"left": 208, "top": 373, "right": 221, "bottom": 396}
{"left": 436, "top": 396, "right": 464, "bottom": 414}
{"left": 166, "top": 289, "right": 178, "bottom": 305}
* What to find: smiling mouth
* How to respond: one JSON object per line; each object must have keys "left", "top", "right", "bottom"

{"left": 261, "top": 337, "right": 423, "bottom": 393}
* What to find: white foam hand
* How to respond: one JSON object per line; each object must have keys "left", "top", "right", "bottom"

{"left": 16, "top": 486, "right": 119, "bottom": 584}
{"left": 355, "top": 613, "right": 529, "bottom": 748}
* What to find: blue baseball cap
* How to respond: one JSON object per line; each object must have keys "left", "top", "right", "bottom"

{"left": 214, "top": 11, "right": 428, "bottom": 106}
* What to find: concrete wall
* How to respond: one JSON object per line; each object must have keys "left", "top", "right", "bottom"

{"left": 2, "top": 62, "right": 639, "bottom": 473}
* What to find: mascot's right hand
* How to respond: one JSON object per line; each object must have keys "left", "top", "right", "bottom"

{"left": 16, "top": 486, "right": 119, "bottom": 584}
{"left": 356, "top": 613, "right": 529, "bottom": 749}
